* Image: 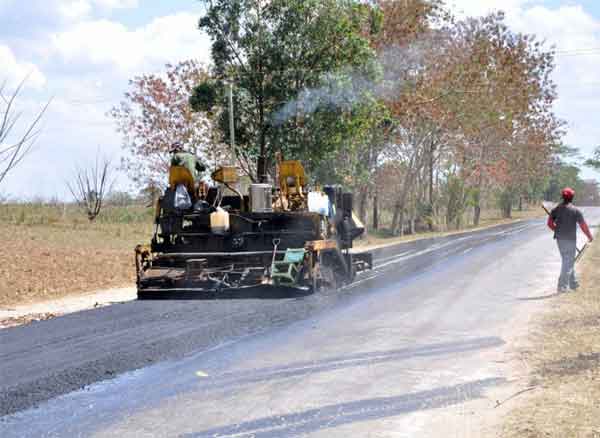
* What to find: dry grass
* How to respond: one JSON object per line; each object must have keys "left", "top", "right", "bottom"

{"left": 0, "top": 205, "right": 153, "bottom": 307}
{"left": 502, "top": 240, "right": 600, "bottom": 438}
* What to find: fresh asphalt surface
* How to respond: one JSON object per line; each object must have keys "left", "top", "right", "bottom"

{"left": 1, "top": 209, "right": 599, "bottom": 437}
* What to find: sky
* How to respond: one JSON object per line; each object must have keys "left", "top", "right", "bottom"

{"left": 1, "top": 0, "right": 599, "bottom": 199}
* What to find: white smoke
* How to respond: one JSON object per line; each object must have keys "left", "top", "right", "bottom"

{"left": 271, "top": 42, "right": 432, "bottom": 125}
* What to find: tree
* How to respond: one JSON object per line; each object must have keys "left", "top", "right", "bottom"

{"left": 585, "top": 146, "right": 600, "bottom": 171}
{"left": 352, "top": 0, "right": 446, "bottom": 233}
{"left": 440, "top": 13, "right": 560, "bottom": 220}
{"left": 110, "top": 60, "right": 221, "bottom": 189}
{"left": 544, "top": 162, "right": 585, "bottom": 203}
{"left": 67, "top": 153, "right": 115, "bottom": 221}
{"left": 0, "top": 76, "right": 51, "bottom": 186}
{"left": 192, "top": 0, "right": 381, "bottom": 181}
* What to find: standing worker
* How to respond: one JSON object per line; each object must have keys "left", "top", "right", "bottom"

{"left": 169, "top": 142, "right": 207, "bottom": 184}
{"left": 547, "top": 187, "right": 594, "bottom": 292}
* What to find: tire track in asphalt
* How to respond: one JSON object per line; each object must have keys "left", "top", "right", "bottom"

{"left": 183, "top": 378, "right": 505, "bottom": 438}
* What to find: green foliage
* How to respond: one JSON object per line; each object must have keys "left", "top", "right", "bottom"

{"left": 585, "top": 146, "right": 600, "bottom": 170}
{"left": 189, "top": 81, "right": 219, "bottom": 114}
{"left": 496, "top": 189, "right": 516, "bottom": 218}
{"left": 417, "top": 200, "right": 434, "bottom": 228}
{"left": 195, "top": 0, "right": 382, "bottom": 179}
{"left": 544, "top": 163, "right": 585, "bottom": 202}
{"left": 444, "top": 175, "right": 466, "bottom": 228}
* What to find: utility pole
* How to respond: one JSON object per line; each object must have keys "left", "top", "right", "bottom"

{"left": 228, "top": 80, "right": 236, "bottom": 166}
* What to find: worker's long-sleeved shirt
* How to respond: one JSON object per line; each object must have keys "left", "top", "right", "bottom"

{"left": 170, "top": 152, "right": 206, "bottom": 182}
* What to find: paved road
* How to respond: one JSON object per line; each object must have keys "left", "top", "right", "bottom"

{"left": 1, "top": 209, "right": 598, "bottom": 437}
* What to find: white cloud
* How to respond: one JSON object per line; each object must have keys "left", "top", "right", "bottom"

{"left": 0, "top": 6, "right": 211, "bottom": 199}
{"left": 447, "top": 0, "right": 532, "bottom": 18}
{"left": 0, "top": 0, "right": 90, "bottom": 28}
{"left": 51, "top": 12, "right": 210, "bottom": 75}
{"left": 57, "top": 0, "right": 92, "bottom": 21}
{"left": 0, "top": 45, "right": 46, "bottom": 89}
{"left": 0, "top": 0, "right": 139, "bottom": 40}
{"left": 92, "top": 0, "right": 138, "bottom": 10}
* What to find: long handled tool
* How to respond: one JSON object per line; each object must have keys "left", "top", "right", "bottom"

{"left": 541, "top": 204, "right": 588, "bottom": 263}
{"left": 575, "top": 243, "right": 589, "bottom": 263}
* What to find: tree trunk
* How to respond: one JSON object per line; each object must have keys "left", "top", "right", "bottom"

{"left": 372, "top": 192, "right": 379, "bottom": 231}
{"left": 391, "top": 200, "right": 402, "bottom": 235}
{"left": 473, "top": 205, "right": 481, "bottom": 228}
{"left": 472, "top": 190, "right": 480, "bottom": 224}
{"left": 358, "top": 186, "right": 368, "bottom": 225}
{"left": 398, "top": 208, "right": 405, "bottom": 236}
{"left": 392, "top": 148, "right": 421, "bottom": 235}
{"left": 473, "top": 185, "right": 482, "bottom": 227}
{"left": 428, "top": 140, "right": 435, "bottom": 232}
{"left": 429, "top": 147, "right": 434, "bottom": 206}
{"left": 409, "top": 191, "right": 416, "bottom": 234}
{"left": 504, "top": 203, "right": 512, "bottom": 218}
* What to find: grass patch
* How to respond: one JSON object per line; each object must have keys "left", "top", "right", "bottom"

{"left": 502, "top": 240, "right": 600, "bottom": 437}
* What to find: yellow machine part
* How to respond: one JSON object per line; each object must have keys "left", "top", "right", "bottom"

{"left": 169, "top": 166, "right": 195, "bottom": 196}
{"left": 279, "top": 160, "right": 306, "bottom": 192}
{"left": 212, "top": 166, "right": 239, "bottom": 184}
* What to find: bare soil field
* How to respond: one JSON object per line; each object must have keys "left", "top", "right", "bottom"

{"left": 0, "top": 205, "right": 152, "bottom": 307}
{"left": 502, "top": 238, "right": 600, "bottom": 437}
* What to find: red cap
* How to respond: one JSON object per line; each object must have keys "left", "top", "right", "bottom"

{"left": 561, "top": 187, "right": 575, "bottom": 201}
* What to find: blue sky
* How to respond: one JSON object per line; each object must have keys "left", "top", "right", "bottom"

{"left": 1, "top": 0, "right": 599, "bottom": 199}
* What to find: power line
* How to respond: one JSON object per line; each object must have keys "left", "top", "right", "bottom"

{"left": 555, "top": 47, "right": 600, "bottom": 57}
{"left": 555, "top": 47, "right": 600, "bottom": 53}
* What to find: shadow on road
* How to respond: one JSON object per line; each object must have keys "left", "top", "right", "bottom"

{"left": 183, "top": 378, "right": 505, "bottom": 438}
{"left": 518, "top": 292, "right": 561, "bottom": 301}
{"left": 138, "top": 286, "right": 314, "bottom": 301}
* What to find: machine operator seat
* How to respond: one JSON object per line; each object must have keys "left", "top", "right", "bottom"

{"left": 169, "top": 166, "right": 196, "bottom": 200}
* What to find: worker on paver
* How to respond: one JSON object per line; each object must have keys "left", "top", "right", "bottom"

{"left": 169, "top": 142, "right": 206, "bottom": 183}
{"left": 547, "top": 187, "right": 594, "bottom": 292}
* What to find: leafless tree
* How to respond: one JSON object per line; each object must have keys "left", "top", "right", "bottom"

{"left": 0, "top": 76, "right": 51, "bottom": 186}
{"left": 67, "top": 153, "right": 114, "bottom": 221}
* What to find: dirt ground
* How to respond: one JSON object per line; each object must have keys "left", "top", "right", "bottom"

{"left": 0, "top": 222, "right": 151, "bottom": 307}
{"left": 501, "top": 238, "right": 600, "bottom": 438}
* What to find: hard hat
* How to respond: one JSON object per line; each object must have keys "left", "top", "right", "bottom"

{"left": 561, "top": 187, "right": 575, "bottom": 201}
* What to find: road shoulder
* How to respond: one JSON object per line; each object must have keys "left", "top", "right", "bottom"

{"left": 0, "top": 287, "right": 136, "bottom": 329}
{"left": 500, "top": 238, "right": 600, "bottom": 437}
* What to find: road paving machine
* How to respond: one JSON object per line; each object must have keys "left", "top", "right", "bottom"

{"left": 135, "top": 157, "right": 373, "bottom": 298}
